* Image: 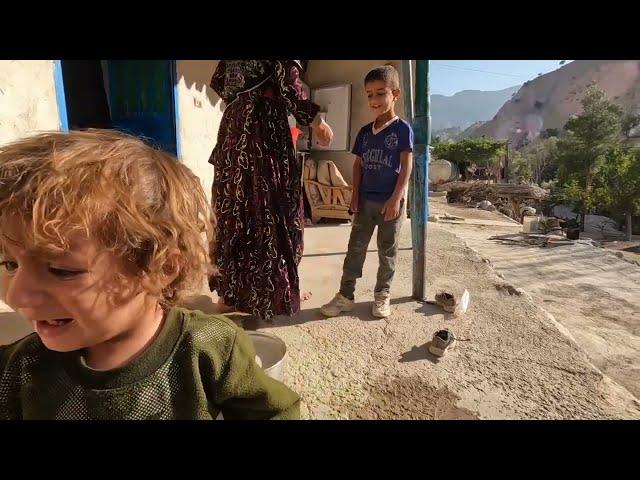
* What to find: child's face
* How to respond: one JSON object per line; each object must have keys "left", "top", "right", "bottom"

{"left": 365, "top": 80, "right": 400, "bottom": 118}
{"left": 0, "top": 218, "right": 156, "bottom": 354}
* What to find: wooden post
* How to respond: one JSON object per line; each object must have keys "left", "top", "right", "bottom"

{"left": 410, "top": 60, "right": 430, "bottom": 300}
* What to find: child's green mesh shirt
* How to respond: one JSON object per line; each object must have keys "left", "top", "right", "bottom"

{"left": 0, "top": 308, "right": 299, "bottom": 420}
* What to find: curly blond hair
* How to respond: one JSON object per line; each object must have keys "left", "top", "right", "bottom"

{"left": 0, "top": 129, "right": 214, "bottom": 308}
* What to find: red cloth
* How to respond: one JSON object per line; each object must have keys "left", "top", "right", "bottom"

{"left": 290, "top": 127, "right": 303, "bottom": 148}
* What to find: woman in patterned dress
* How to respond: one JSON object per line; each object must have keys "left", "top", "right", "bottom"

{"left": 208, "top": 60, "right": 333, "bottom": 321}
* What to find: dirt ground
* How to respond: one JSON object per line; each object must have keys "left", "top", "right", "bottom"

{"left": 188, "top": 216, "right": 639, "bottom": 419}
{"left": 432, "top": 201, "right": 640, "bottom": 401}
{"left": 599, "top": 240, "right": 640, "bottom": 265}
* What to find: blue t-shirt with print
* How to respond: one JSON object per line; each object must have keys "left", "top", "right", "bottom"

{"left": 352, "top": 117, "right": 414, "bottom": 203}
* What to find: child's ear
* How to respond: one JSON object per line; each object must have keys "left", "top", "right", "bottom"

{"left": 392, "top": 89, "right": 401, "bottom": 101}
{"left": 161, "top": 250, "right": 183, "bottom": 285}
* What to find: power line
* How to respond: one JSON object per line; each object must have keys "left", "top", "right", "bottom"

{"left": 431, "top": 62, "right": 530, "bottom": 79}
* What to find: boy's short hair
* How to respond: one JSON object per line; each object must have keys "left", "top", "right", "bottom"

{"left": 364, "top": 64, "right": 400, "bottom": 90}
{"left": 0, "top": 129, "right": 214, "bottom": 307}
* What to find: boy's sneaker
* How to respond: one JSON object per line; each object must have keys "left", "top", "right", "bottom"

{"left": 320, "top": 293, "right": 355, "bottom": 317}
{"left": 372, "top": 292, "right": 391, "bottom": 318}
{"left": 428, "top": 329, "right": 456, "bottom": 357}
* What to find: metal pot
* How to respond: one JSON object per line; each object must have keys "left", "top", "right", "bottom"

{"left": 246, "top": 331, "right": 287, "bottom": 382}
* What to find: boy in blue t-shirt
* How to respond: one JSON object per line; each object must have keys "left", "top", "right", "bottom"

{"left": 321, "top": 65, "right": 413, "bottom": 318}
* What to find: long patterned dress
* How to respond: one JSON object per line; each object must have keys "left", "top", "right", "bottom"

{"left": 208, "top": 60, "right": 320, "bottom": 321}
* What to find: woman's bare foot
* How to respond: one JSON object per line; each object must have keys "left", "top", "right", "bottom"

{"left": 216, "top": 297, "right": 236, "bottom": 314}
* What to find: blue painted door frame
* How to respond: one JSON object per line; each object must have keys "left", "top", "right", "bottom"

{"left": 53, "top": 60, "right": 181, "bottom": 158}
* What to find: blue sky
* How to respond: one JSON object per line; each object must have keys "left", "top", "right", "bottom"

{"left": 430, "top": 60, "right": 571, "bottom": 96}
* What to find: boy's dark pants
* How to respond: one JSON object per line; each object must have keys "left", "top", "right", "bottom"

{"left": 339, "top": 197, "right": 404, "bottom": 300}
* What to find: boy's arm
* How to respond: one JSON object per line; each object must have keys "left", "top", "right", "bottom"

{"left": 213, "top": 327, "right": 300, "bottom": 420}
{"left": 350, "top": 128, "right": 365, "bottom": 213}
{"left": 382, "top": 150, "right": 413, "bottom": 221}
{"left": 351, "top": 155, "right": 363, "bottom": 212}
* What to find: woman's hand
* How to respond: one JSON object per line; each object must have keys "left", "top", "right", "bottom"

{"left": 311, "top": 116, "right": 333, "bottom": 146}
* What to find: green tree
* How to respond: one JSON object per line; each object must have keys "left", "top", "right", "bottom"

{"left": 432, "top": 138, "right": 505, "bottom": 179}
{"left": 521, "top": 136, "right": 559, "bottom": 184}
{"left": 540, "top": 128, "right": 560, "bottom": 139}
{"left": 507, "top": 150, "right": 532, "bottom": 183}
{"left": 622, "top": 113, "right": 640, "bottom": 140}
{"left": 555, "top": 85, "right": 625, "bottom": 231}
{"left": 599, "top": 146, "right": 640, "bottom": 240}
